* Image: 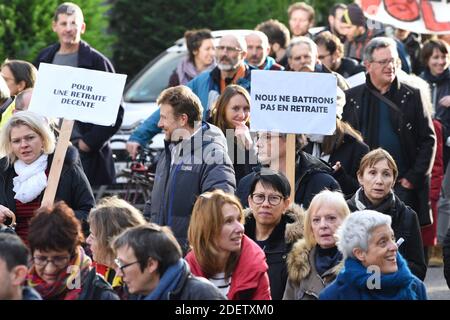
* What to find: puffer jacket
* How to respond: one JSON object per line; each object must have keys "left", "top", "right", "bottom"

{"left": 244, "top": 203, "right": 304, "bottom": 299}
{"left": 145, "top": 122, "right": 235, "bottom": 251}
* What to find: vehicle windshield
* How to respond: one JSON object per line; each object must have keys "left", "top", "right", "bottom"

{"left": 124, "top": 50, "right": 186, "bottom": 103}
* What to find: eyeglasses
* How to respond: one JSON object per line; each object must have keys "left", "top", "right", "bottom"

{"left": 33, "top": 255, "right": 71, "bottom": 268}
{"left": 251, "top": 193, "right": 284, "bottom": 206}
{"left": 114, "top": 258, "right": 140, "bottom": 272}
{"left": 216, "top": 45, "right": 242, "bottom": 53}
{"left": 371, "top": 58, "right": 397, "bottom": 67}
{"left": 318, "top": 53, "right": 331, "bottom": 60}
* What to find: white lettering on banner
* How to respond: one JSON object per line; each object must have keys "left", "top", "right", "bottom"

{"left": 250, "top": 70, "right": 337, "bottom": 135}
{"left": 29, "top": 63, "right": 127, "bottom": 126}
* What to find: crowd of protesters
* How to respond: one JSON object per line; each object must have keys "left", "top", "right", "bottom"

{"left": 1, "top": 1, "right": 450, "bottom": 301}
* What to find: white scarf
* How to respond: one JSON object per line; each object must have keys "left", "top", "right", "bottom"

{"left": 13, "top": 154, "right": 48, "bottom": 203}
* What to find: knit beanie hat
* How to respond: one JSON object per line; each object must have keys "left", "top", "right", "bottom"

{"left": 342, "top": 3, "right": 366, "bottom": 27}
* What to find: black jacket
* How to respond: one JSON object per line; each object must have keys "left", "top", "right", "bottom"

{"left": 347, "top": 192, "right": 427, "bottom": 280}
{"left": 335, "top": 57, "right": 365, "bottom": 79}
{"left": 78, "top": 268, "right": 120, "bottom": 300}
{"left": 244, "top": 204, "right": 304, "bottom": 300}
{"left": 303, "top": 134, "right": 369, "bottom": 198}
{"left": 167, "top": 261, "right": 226, "bottom": 300}
{"left": 444, "top": 225, "right": 450, "bottom": 289}
{"left": 0, "top": 146, "right": 95, "bottom": 223}
{"left": 237, "top": 152, "right": 341, "bottom": 209}
{"left": 34, "top": 40, "right": 124, "bottom": 186}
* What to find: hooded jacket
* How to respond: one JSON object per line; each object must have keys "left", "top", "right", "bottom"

{"left": 283, "top": 239, "right": 342, "bottom": 300}
{"left": 186, "top": 235, "right": 271, "bottom": 300}
{"left": 145, "top": 122, "right": 235, "bottom": 251}
{"left": 244, "top": 203, "right": 304, "bottom": 299}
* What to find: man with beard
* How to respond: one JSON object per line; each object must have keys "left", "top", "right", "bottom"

{"left": 127, "top": 34, "right": 251, "bottom": 155}
{"left": 342, "top": 37, "right": 436, "bottom": 228}
{"left": 245, "top": 31, "right": 284, "bottom": 71}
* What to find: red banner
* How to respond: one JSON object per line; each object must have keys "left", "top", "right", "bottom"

{"left": 360, "top": 0, "right": 450, "bottom": 34}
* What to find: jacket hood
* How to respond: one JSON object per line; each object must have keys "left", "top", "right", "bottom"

{"left": 286, "top": 239, "right": 343, "bottom": 285}
{"left": 296, "top": 151, "right": 333, "bottom": 181}
{"left": 244, "top": 203, "right": 305, "bottom": 244}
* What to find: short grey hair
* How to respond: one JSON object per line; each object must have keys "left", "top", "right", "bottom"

{"left": 363, "top": 37, "right": 398, "bottom": 62}
{"left": 245, "top": 31, "right": 270, "bottom": 50}
{"left": 336, "top": 210, "right": 392, "bottom": 259}
{"left": 286, "top": 36, "right": 318, "bottom": 59}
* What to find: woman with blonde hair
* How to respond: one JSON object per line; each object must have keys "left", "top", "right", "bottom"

{"left": 283, "top": 190, "right": 349, "bottom": 300}
{"left": 185, "top": 189, "right": 271, "bottom": 300}
{"left": 86, "top": 196, "right": 146, "bottom": 298}
{"left": 0, "top": 111, "right": 94, "bottom": 243}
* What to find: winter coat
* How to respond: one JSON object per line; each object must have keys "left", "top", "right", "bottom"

{"left": 319, "top": 253, "right": 428, "bottom": 300}
{"left": 186, "top": 235, "right": 272, "bottom": 300}
{"left": 422, "top": 119, "right": 444, "bottom": 246}
{"left": 34, "top": 40, "right": 124, "bottom": 186}
{"left": 347, "top": 191, "right": 427, "bottom": 280}
{"left": 343, "top": 76, "right": 436, "bottom": 226}
{"left": 22, "top": 286, "right": 42, "bottom": 300}
{"left": 0, "top": 146, "right": 95, "bottom": 225}
{"left": 283, "top": 240, "right": 341, "bottom": 300}
{"left": 444, "top": 225, "right": 450, "bottom": 289}
{"left": 335, "top": 57, "right": 365, "bottom": 79}
{"left": 78, "top": 268, "right": 120, "bottom": 300}
{"left": 145, "top": 122, "right": 236, "bottom": 251}
{"left": 237, "top": 152, "right": 341, "bottom": 209}
{"left": 303, "top": 133, "right": 369, "bottom": 198}
{"left": 187, "top": 65, "right": 252, "bottom": 112}
{"left": 244, "top": 204, "right": 304, "bottom": 299}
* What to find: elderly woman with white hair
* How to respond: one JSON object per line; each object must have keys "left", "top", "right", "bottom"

{"left": 0, "top": 111, "right": 95, "bottom": 243}
{"left": 319, "top": 210, "right": 428, "bottom": 300}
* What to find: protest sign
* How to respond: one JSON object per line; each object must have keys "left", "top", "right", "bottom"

{"left": 29, "top": 63, "right": 126, "bottom": 126}
{"left": 29, "top": 63, "right": 126, "bottom": 207}
{"left": 251, "top": 70, "right": 338, "bottom": 199}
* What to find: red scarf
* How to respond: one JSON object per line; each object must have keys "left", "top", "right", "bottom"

{"left": 27, "top": 246, "right": 92, "bottom": 300}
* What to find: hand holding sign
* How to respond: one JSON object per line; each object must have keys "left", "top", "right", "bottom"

{"left": 29, "top": 63, "right": 127, "bottom": 207}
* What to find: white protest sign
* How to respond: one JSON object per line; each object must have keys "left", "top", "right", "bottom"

{"left": 346, "top": 71, "right": 366, "bottom": 88}
{"left": 29, "top": 63, "right": 126, "bottom": 126}
{"left": 250, "top": 70, "right": 336, "bottom": 135}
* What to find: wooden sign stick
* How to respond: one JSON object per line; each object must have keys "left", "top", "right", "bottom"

{"left": 40, "top": 119, "right": 74, "bottom": 209}
{"left": 286, "top": 134, "right": 296, "bottom": 201}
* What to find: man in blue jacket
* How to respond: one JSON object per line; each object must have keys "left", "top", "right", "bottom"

{"left": 144, "top": 85, "right": 235, "bottom": 251}
{"left": 34, "top": 2, "right": 123, "bottom": 187}
{"left": 126, "top": 33, "right": 251, "bottom": 159}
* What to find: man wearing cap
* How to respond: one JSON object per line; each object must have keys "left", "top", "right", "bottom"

{"left": 342, "top": 37, "right": 436, "bottom": 227}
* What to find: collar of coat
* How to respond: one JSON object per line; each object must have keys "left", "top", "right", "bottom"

{"left": 286, "top": 239, "right": 343, "bottom": 285}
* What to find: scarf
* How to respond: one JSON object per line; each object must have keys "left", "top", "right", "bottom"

{"left": 353, "top": 187, "right": 396, "bottom": 214}
{"left": 142, "top": 259, "right": 185, "bottom": 300}
{"left": 315, "top": 245, "right": 343, "bottom": 276}
{"left": 340, "top": 253, "right": 420, "bottom": 300}
{"left": 421, "top": 67, "right": 450, "bottom": 86}
{"left": 13, "top": 154, "right": 48, "bottom": 203}
{"left": 27, "top": 246, "right": 92, "bottom": 300}
{"left": 176, "top": 57, "right": 215, "bottom": 85}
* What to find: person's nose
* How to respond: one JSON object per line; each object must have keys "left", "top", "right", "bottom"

{"left": 387, "top": 239, "right": 398, "bottom": 252}
{"left": 234, "top": 220, "right": 245, "bottom": 234}
{"left": 86, "top": 233, "right": 93, "bottom": 245}
{"left": 318, "top": 217, "right": 328, "bottom": 229}
{"left": 19, "top": 139, "right": 28, "bottom": 148}
{"left": 157, "top": 119, "right": 164, "bottom": 129}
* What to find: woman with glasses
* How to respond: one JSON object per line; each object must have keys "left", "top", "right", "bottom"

{"left": 0, "top": 112, "right": 95, "bottom": 243}
{"left": 283, "top": 190, "right": 349, "bottom": 300}
{"left": 244, "top": 169, "right": 304, "bottom": 299}
{"left": 86, "top": 196, "right": 146, "bottom": 299}
{"left": 27, "top": 201, "right": 119, "bottom": 300}
{"left": 347, "top": 148, "right": 427, "bottom": 280}
{"left": 211, "top": 85, "right": 257, "bottom": 184}
{"left": 186, "top": 189, "right": 271, "bottom": 300}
